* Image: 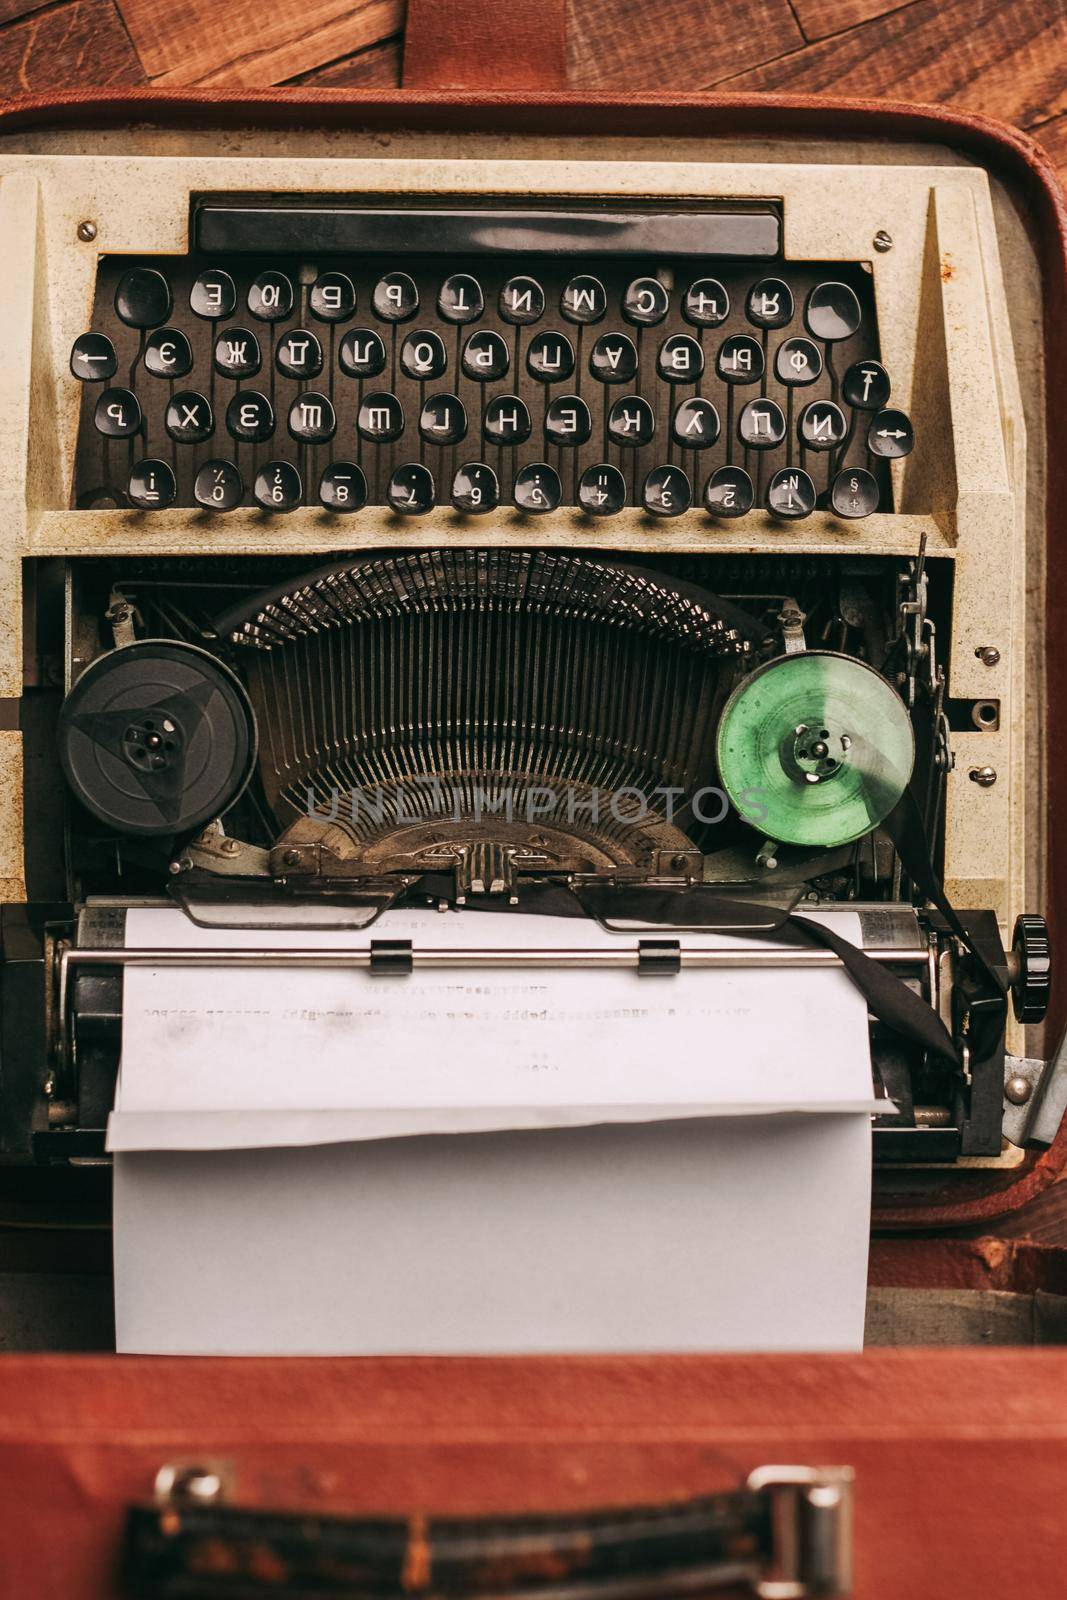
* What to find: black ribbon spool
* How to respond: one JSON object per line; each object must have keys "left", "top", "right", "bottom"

{"left": 58, "top": 640, "right": 257, "bottom": 838}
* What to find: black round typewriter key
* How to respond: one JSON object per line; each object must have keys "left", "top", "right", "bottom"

{"left": 127, "top": 459, "right": 176, "bottom": 510}
{"left": 842, "top": 359, "right": 891, "bottom": 410}
{"left": 226, "top": 390, "right": 275, "bottom": 444}
{"left": 738, "top": 398, "right": 787, "bottom": 451}
{"left": 193, "top": 459, "right": 243, "bottom": 511}
{"left": 588, "top": 332, "right": 637, "bottom": 385}
{"left": 804, "top": 282, "right": 862, "bottom": 343}
{"left": 767, "top": 467, "right": 817, "bottom": 519}
{"left": 867, "top": 407, "right": 914, "bottom": 458}
{"left": 774, "top": 336, "right": 823, "bottom": 387}
{"left": 746, "top": 278, "right": 794, "bottom": 330}
{"left": 671, "top": 397, "right": 720, "bottom": 450}
{"left": 309, "top": 271, "right": 356, "bottom": 323}
{"left": 716, "top": 334, "right": 764, "bottom": 385}
{"left": 254, "top": 460, "right": 303, "bottom": 512}
{"left": 484, "top": 394, "right": 531, "bottom": 446}
{"left": 544, "top": 394, "right": 592, "bottom": 447}
{"left": 704, "top": 465, "right": 755, "bottom": 518}
{"left": 357, "top": 391, "right": 405, "bottom": 442}
{"left": 165, "top": 391, "right": 214, "bottom": 444}
{"left": 70, "top": 332, "right": 117, "bottom": 382}
{"left": 373, "top": 272, "right": 419, "bottom": 322}
{"left": 798, "top": 399, "right": 848, "bottom": 451}
{"left": 499, "top": 275, "right": 545, "bottom": 325}
{"left": 806, "top": 284, "right": 863, "bottom": 347}
{"left": 338, "top": 328, "right": 387, "bottom": 379}
{"left": 451, "top": 461, "right": 499, "bottom": 514}
{"left": 657, "top": 334, "right": 704, "bottom": 384}
{"left": 247, "top": 270, "right": 294, "bottom": 323}
{"left": 319, "top": 463, "right": 367, "bottom": 513}
{"left": 214, "top": 327, "right": 261, "bottom": 379}
{"left": 190, "top": 269, "right": 237, "bottom": 320}
{"left": 275, "top": 329, "right": 323, "bottom": 380}
{"left": 643, "top": 464, "right": 692, "bottom": 518}
{"left": 561, "top": 275, "right": 607, "bottom": 325}
{"left": 462, "top": 329, "right": 510, "bottom": 382}
{"left": 115, "top": 267, "right": 172, "bottom": 329}
{"left": 420, "top": 393, "right": 467, "bottom": 446}
{"left": 438, "top": 274, "right": 484, "bottom": 324}
{"left": 526, "top": 330, "right": 574, "bottom": 383}
{"left": 143, "top": 327, "right": 193, "bottom": 379}
{"left": 288, "top": 392, "right": 337, "bottom": 444}
{"left": 607, "top": 394, "right": 656, "bottom": 447}
{"left": 94, "top": 387, "right": 142, "bottom": 438}
{"left": 388, "top": 463, "right": 435, "bottom": 515}
{"left": 683, "top": 278, "right": 729, "bottom": 327}
{"left": 830, "top": 467, "right": 880, "bottom": 519}
{"left": 400, "top": 329, "right": 448, "bottom": 381}
{"left": 622, "top": 277, "right": 669, "bottom": 326}
{"left": 513, "top": 462, "right": 562, "bottom": 514}
{"left": 578, "top": 463, "right": 626, "bottom": 517}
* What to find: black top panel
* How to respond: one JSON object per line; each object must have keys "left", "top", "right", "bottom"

{"left": 194, "top": 202, "right": 783, "bottom": 259}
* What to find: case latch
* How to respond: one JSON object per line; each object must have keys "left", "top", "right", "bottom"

{"left": 747, "top": 1465, "right": 854, "bottom": 1598}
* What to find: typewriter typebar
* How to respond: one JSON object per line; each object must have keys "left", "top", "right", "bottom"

{"left": 0, "top": 123, "right": 1054, "bottom": 1181}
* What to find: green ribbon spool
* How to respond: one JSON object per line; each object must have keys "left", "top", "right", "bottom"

{"left": 716, "top": 650, "right": 915, "bottom": 848}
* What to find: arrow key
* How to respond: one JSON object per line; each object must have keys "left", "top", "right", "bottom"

{"left": 70, "top": 333, "right": 117, "bottom": 382}
{"left": 868, "top": 408, "right": 914, "bottom": 459}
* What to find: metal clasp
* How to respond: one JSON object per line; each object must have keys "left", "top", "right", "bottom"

{"left": 747, "top": 1465, "right": 854, "bottom": 1598}
{"left": 154, "top": 1459, "right": 233, "bottom": 1506}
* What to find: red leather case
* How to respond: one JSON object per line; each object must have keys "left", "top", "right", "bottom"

{"left": 1, "top": 9, "right": 1066, "bottom": 1592}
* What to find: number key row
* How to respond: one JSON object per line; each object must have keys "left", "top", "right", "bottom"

{"left": 123, "top": 456, "right": 881, "bottom": 521}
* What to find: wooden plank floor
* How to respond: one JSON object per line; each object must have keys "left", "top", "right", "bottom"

{"left": 0, "top": 0, "right": 1061, "bottom": 174}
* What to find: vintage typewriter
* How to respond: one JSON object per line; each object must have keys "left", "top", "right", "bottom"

{"left": 0, "top": 107, "right": 1058, "bottom": 1209}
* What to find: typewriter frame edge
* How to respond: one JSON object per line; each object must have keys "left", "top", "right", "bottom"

{"left": 0, "top": 84, "right": 1062, "bottom": 1231}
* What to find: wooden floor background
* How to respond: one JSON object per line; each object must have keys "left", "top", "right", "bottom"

{"left": 0, "top": 0, "right": 1064, "bottom": 1243}
{"left": 0, "top": 0, "right": 1061, "bottom": 173}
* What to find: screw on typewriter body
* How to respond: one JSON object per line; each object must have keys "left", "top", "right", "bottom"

{"left": 873, "top": 230, "right": 893, "bottom": 252}
{"left": 976, "top": 645, "right": 1001, "bottom": 667}
{"left": 76, "top": 220, "right": 97, "bottom": 242}
{"left": 969, "top": 765, "right": 997, "bottom": 787}
{"left": 1005, "top": 1074, "right": 1033, "bottom": 1106}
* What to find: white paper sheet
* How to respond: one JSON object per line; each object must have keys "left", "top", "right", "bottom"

{"left": 109, "top": 906, "right": 879, "bottom": 1147}
{"left": 113, "top": 1116, "right": 873, "bottom": 1355}
{"left": 109, "top": 904, "right": 878, "bottom": 1356}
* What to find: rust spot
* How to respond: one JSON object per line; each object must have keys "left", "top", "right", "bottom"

{"left": 973, "top": 1236, "right": 1011, "bottom": 1275}
{"left": 248, "top": 1543, "right": 290, "bottom": 1584}
{"left": 403, "top": 1513, "right": 432, "bottom": 1592}
{"left": 940, "top": 257, "right": 955, "bottom": 281}
{"left": 188, "top": 1537, "right": 240, "bottom": 1576}
{"left": 472, "top": 1544, "right": 585, "bottom": 1587}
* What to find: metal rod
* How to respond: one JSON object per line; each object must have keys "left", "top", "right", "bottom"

{"left": 64, "top": 945, "right": 928, "bottom": 971}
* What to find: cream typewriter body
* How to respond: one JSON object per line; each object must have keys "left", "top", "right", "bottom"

{"left": 0, "top": 118, "right": 1054, "bottom": 1174}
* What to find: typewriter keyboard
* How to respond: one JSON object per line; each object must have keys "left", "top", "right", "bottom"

{"left": 70, "top": 245, "right": 910, "bottom": 521}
